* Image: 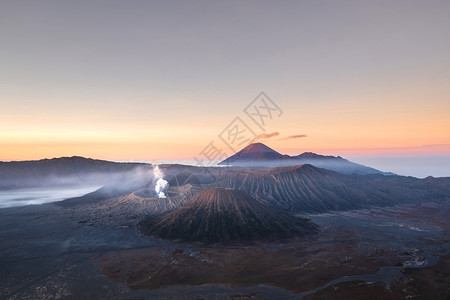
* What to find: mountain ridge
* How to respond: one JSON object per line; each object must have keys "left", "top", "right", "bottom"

{"left": 206, "top": 163, "right": 450, "bottom": 213}
{"left": 0, "top": 156, "right": 149, "bottom": 189}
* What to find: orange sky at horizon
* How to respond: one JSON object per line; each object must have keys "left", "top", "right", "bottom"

{"left": 2, "top": 82, "right": 449, "bottom": 161}
{"left": 1, "top": 88, "right": 449, "bottom": 161}
{"left": 1, "top": 140, "right": 449, "bottom": 162}
{"left": 1, "top": 1, "right": 449, "bottom": 162}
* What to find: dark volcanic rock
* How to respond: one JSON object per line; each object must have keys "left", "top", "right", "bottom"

{"left": 139, "top": 188, "right": 315, "bottom": 243}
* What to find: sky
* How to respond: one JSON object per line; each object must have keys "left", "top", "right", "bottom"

{"left": 1, "top": 1, "right": 449, "bottom": 177}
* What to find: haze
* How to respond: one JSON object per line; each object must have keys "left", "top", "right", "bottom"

{"left": 0, "top": 185, "right": 101, "bottom": 208}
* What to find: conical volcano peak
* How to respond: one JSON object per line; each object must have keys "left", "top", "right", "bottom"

{"left": 220, "top": 143, "right": 282, "bottom": 164}
{"left": 241, "top": 143, "right": 281, "bottom": 155}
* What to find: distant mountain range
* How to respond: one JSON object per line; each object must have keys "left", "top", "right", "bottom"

{"left": 219, "top": 143, "right": 389, "bottom": 175}
{"left": 0, "top": 156, "right": 147, "bottom": 189}
{"left": 2, "top": 153, "right": 450, "bottom": 245}
{"left": 52, "top": 160, "right": 450, "bottom": 217}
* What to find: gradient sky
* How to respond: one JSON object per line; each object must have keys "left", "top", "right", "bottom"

{"left": 1, "top": 1, "right": 449, "bottom": 176}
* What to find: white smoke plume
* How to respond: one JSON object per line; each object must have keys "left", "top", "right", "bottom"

{"left": 153, "top": 165, "right": 168, "bottom": 198}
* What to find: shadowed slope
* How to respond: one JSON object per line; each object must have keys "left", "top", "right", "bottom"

{"left": 140, "top": 188, "right": 315, "bottom": 243}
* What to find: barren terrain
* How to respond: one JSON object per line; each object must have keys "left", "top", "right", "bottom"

{"left": 1, "top": 197, "right": 449, "bottom": 299}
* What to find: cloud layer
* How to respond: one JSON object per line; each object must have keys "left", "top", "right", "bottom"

{"left": 257, "top": 132, "right": 280, "bottom": 139}
{"left": 278, "top": 134, "right": 307, "bottom": 141}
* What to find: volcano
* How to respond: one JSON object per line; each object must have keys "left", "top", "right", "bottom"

{"left": 139, "top": 188, "right": 315, "bottom": 243}
{"left": 220, "top": 142, "right": 283, "bottom": 164}
{"left": 219, "top": 143, "right": 385, "bottom": 175}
